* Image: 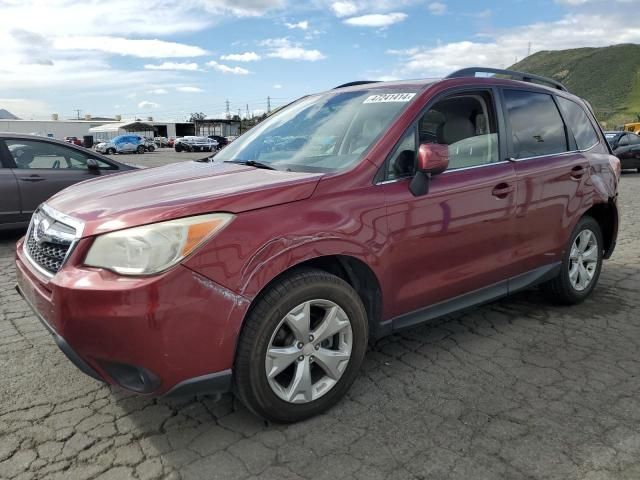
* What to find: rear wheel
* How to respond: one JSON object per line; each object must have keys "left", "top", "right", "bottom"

{"left": 136, "top": 145, "right": 145, "bottom": 154}
{"left": 147, "top": 145, "right": 155, "bottom": 152}
{"left": 106, "top": 148, "right": 116, "bottom": 155}
{"left": 541, "top": 216, "right": 603, "bottom": 305}
{"left": 234, "top": 268, "right": 368, "bottom": 423}
{"left": 175, "top": 144, "right": 183, "bottom": 152}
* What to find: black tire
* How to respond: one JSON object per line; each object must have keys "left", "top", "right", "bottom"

{"left": 136, "top": 145, "right": 145, "bottom": 154}
{"left": 541, "top": 216, "right": 603, "bottom": 305}
{"left": 148, "top": 146, "right": 155, "bottom": 152}
{"left": 106, "top": 148, "right": 116, "bottom": 155}
{"left": 234, "top": 268, "right": 368, "bottom": 423}
{"left": 175, "top": 144, "right": 183, "bottom": 152}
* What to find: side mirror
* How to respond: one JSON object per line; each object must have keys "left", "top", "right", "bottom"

{"left": 87, "top": 158, "right": 100, "bottom": 173}
{"left": 417, "top": 143, "right": 449, "bottom": 174}
{"left": 410, "top": 143, "right": 449, "bottom": 197}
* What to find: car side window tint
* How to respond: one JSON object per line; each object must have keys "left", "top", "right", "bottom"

{"left": 503, "top": 90, "right": 568, "bottom": 159}
{"left": 556, "top": 97, "right": 599, "bottom": 150}
{"left": 619, "top": 135, "right": 629, "bottom": 146}
{"left": 386, "top": 92, "right": 499, "bottom": 179}
{"left": 420, "top": 93, "right": 499, "bottom": 171}
{"left": 5, "top": 139, "right": 112, "bottom": 170}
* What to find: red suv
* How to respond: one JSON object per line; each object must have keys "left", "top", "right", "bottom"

{"left": 15, "top": 68, "right": 620, "bottom": 422}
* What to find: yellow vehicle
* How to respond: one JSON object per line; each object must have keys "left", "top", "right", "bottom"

{"left": 624, "top": 122, "right": 640, "bottom": 134}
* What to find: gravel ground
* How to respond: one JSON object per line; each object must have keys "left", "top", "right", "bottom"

{"left": 1, "top": 152, "right": 639, "bottom": 480}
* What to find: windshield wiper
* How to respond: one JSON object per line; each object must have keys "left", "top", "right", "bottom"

{"left": 224, "top": 160, "right": 277, "bottom": 170}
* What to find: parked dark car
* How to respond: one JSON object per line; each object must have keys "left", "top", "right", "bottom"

{"left": 605, "top": 131, "right": 640, "bottom": 171}
{"left": 0, "top": 133, "right": 136, "bottom": 230}
{"left": 15, "top": 68, "right": 619, "bottom": 423}
{"left": 208, "top": 135, "right": 228, "bottom": 149}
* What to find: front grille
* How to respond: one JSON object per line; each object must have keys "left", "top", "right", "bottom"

{"left": 25, "top": 208, "right": 77, "bottom": 275}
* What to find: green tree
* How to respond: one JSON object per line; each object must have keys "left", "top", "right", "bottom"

{"left": 189, "top": 112, "right": 206, "bottom": 122}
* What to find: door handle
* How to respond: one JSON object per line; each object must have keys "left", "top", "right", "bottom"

{"left": 492, "top": 183, "right": 514, "bottom": 199}
{"left": 19, "top": 175, "right": 45, "bottom": 182}
{"left": 570, "top": 166, "right": 585, "bottom": 179}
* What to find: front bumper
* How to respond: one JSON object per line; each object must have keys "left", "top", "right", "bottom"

{"left": 14, "top": 237, "right": 248, "bottom": 396}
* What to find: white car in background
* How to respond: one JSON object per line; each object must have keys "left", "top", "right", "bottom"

{"left": 174, "top": 136, "right": 218, "bottom": 152}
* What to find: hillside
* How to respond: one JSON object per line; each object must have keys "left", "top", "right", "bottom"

{"left": 0, "top": 109, "right": 18, "bottom": 120}
{"left": 509, "top": 44, "right": 640, "bottom": 127}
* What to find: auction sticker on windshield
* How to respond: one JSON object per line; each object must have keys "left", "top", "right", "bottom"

{"left": 363, "top": 93, "right": 416, "bottom": 104}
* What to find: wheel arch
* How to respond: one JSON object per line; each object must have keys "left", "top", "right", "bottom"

{"left": 583, "top": 199, "right": 618, "bottom": 259}
{"left": 242, "top": 254, "right": 385, "bottom": 342}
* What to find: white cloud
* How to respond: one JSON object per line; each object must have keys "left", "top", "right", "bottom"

{"left": 329, "top": 0, "right": 417, "bottom": 17}
{"left": 197, "top": 0, "right": 286, "bottom": 17}
{"left": 343, "top": 13, "right": 408, "bottom": 27}
{"left": 427, "top": 2, "right": 447, "bottom": 15}
{"left": 273, "top": 83, "right": 283, "bottom": 89}
{"left": 285, "top": 20, "right": 310, "bottom": 30}
{"left": 176, "top": 86, "right": 204, "bottom": 92}
{"left": 52, "top": 36, "right": 207, "bottom": 58}
{"left": 331, "top": 1, "right": 359, "bottom": 17}
{"left": 220, "top": 52, "right": 261, "bottom": 62}
{"left": 261, "top": 38, "right": 326, "bottom": 61}
{"left": 0, "top": 0, "right": 282, "bottom": 99}
{"left": 206, "top": 61, "right": 251, "bottom": 74}
{"left": 138, "top": 100, "right": 159, "bottom": 109}
{"left": 386, "top": 13, "right": 640, "bottom": 78}
{"left": 144, "top": 62, "right": 200, "bottom": 71}
{"left": 147, "top": 88, "right": 169, "bottom": 94}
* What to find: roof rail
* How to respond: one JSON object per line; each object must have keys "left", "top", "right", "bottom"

{"left": 333, "top": 80, "right": 381, "bottom": 89}
{"left": 446, "top": 67, "right": 568, "bottom": 92}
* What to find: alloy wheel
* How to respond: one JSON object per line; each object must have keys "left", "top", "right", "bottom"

{"left": 265, "top": 299, "right": 353, "bottom": 404}
{"left": 569, "top": 229, "right": 598, "bottom": 291}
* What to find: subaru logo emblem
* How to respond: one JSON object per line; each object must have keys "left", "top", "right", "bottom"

{"left": 33, "top": 216, "right": 51, "bottom": 245}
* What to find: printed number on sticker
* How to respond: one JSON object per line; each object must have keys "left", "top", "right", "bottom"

{"left": 364, "top": 93, "right": 416, "bottom": 104}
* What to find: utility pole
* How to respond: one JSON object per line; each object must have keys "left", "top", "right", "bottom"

{"left": 267, "top": 96, "right": 271, "bottom": 114}
{"left": 225, "top": 100, "right": 230, "bottom": 120}
{"left": 245, "top": 104, "right": 250, "bottom": 119}
{"left": 74, "top": 109, "right": 82, "bottom": 120}
{"left": 527, "top": 42, "right": 531, "bottom": 57}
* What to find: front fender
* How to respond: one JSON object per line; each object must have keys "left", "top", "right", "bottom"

{"left": 238, "top": 235, "right": 381, "bottom": 299}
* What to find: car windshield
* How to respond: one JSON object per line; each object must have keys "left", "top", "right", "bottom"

{"left": 214, "top": 89, "right": 419, "bottom": 172}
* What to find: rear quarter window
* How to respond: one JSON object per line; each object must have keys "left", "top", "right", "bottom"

{"left": 557, "top": 97, "right": 600, "bottom": 150}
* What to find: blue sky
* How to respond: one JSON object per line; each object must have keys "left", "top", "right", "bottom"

{"left": 1, "top": 0, "right": 638, "bottom": 121}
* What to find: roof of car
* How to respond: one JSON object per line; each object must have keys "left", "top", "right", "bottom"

{"left": 330, "top": 68, "right": 573, "bottom": 97}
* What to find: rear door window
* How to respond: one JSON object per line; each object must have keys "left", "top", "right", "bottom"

{"left": 503, "top": 90, "right": 568, "bottom": 159}
{"left": 556, "top": 97, "right": 599, "bottom": 150}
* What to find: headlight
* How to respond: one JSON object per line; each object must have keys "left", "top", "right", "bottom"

{"left": 84, "top": 213, "right": 234, "bottom": 275}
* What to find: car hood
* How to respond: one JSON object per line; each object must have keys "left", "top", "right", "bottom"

{"left": 46, "top": 161, "right": 323, "bottom": 237}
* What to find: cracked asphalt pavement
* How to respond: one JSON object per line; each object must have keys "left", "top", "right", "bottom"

{"left": 1, "top": 151, "right": 639, "bottom": 480}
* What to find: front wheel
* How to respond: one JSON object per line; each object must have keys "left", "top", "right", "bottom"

{"left": 136, "top": 145, "right": 145, "bottom": 154}
{"left": 541, "top": 216, "right": 603, "bottom": 305}
{"left": 234, "top": 268, "right": 368, "bottom": 423}
{"left": 106, "top": 148, "right": 116, "bottom": 155}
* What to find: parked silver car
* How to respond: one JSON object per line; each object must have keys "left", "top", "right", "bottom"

{"left": 0, "top": 133, "right": 136, "bottom": 230}
{"left": 174, "top": 136, "right": 218, "bottom": 152}
{"left": 95, "top": 135, "right": 147, "bottom": 155}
